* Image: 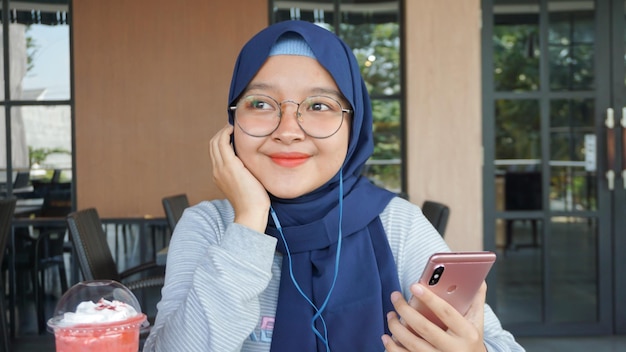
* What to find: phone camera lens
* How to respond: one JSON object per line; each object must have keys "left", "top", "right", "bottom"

{"left": 429, "top": 266, "right": 445, "bottom": 286}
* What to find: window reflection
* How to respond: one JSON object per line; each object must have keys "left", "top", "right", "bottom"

{"left": 271, "top": 0, "right": 403, "bottom": 193}
{"left": 549, "top": 99, "right": 596, "bottom": 211}
{"left": 493, "top": 0, "right": 540, "bottom": 92}
{"left": 495, "top": 99, "right": 541, "bottom": 162}
{"left": 22, "top": 24, "right": 70, "bottom": 100}
{"left": 273, "top": 0, "right": 334, "bottom": 25}
{"left": 495, "top": 218, "right": 544, "bottom": 324}
{"left": 18, "top": 106, "right": 71, "bottom": 174}
{"left": 490, "top": 0, "right": 603, "bottom": 331}
{"left": 549, "top": 216, "right": 598, "bottom": 323}
{"left": 548, "top": 1, "right": 595, "bottom": 91}
{"left": 1, "top": 0, "right": 71, "bottom": 201}
{"left": 4, "top": 0, "right": 70, "bottom": 101}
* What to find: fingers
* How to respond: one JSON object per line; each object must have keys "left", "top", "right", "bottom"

{"left": 209, "top": 124, "right": 234, "bottom": 172}
{"left": 397, "top": 283, "right": 487, "bottom": 352}
{"left": 409, "top": 283, "right": 460, "bottom": 331}
{"left": 209, "top": 124, "right": 242, "bottom": 189}
{"left": 381, "top": 326, "right": 409, "bottom": 351}
{"left": 460, "top": 282, "right": 486, "bottom": 337}
{"left": 402, "top": 286, "right": 451, "bottom": 347}
{"left": 385, "top": 291, "right": 437, "bottom": 351}
{"left": 208, "top": 124, "right": 270, "bottom": 232}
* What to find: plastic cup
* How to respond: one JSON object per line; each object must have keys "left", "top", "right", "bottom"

{"left": 50, "top": 313, "right": 146, "bottom": 352}
{"left": 47, "top": 280, "right": 149, "bottom": 352}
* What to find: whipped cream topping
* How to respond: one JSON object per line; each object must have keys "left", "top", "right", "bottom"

{"left": 61, "top": 298, "right": 138, "bottom": 325}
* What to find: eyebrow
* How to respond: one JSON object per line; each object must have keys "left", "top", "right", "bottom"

{"left": 244, "top": 82, "right": 272, "bottom": 92}
{"left": 244, "top": 83, "right": 344, "bottom": 100}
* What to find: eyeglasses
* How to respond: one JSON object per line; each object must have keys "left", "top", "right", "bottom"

{"left": 229, "top": 94, "right": 352, "bottom": 139}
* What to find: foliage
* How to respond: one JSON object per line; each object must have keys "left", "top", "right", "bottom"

{"left": 493, "top": 24, "right": 540, "bottom": 91}
{"left": 494, "top": 99, "right": 540, "bottom": 160}
{"left": 271, "top": 6, "right": 403, "bottom": 191}
{"left": 340, "top": 22, "right": 402, "bottom": 190}
{"left": 25, "top": 26, "right": 38, "bottom": 73}
{"left": 342, "top": 23, "right": 401, "bottom": 96}
{"left": 28, "top": 146, "right": 70, "bottom": 167}
{"left": 493, "top": 11, "right": 596, "bottom": 210}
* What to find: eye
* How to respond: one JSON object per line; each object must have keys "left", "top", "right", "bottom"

{"left": 303, "top": 96, "right": 340, "bottom": 113}
{"left": 242, "top": 95, "right": 276, "bottom": 112}
{"left": 309, "top": 102, "right": 330, "bottom": 111}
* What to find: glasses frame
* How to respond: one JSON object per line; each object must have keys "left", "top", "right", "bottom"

{"left": 229, "top": 94, "right": 353, "bottom": 139}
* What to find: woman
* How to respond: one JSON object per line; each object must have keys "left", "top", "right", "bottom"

{"left": 144, "top": 20, "right": 524, "bottom": 352}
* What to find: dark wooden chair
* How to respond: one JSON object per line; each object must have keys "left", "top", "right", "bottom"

{"left": 66, "top": 208, "right": 165, "bottom": 344}
{"left": 12, "top": 171, "right": 30, "bottom": 189}
{"left": 162, "top": 194, "right": 189, "bottom": 233}
{"left": 0, "top": 198, "right": 17, "bottom": 351}
{"left": 32, "top": 188, "right": 72, "bottom": 333}
{"left": 51, "top": 169, "right": 62, "bottom": 184}
{"left": 66, "top": 208, "right": 165, "bottom": 289}
{"left": 422, "top": 200, "right": 450, "bottom": 237}
{"left": 504, "top": 171, "right": 542, "bottom": 249}
{"left": 1, "top": 171, "right": 31, "bottom": 198}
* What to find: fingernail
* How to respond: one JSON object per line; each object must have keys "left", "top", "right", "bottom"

{"left": 411, "top": 283, "right": 424, "bottom": 296}
{"left": 390, "top": 291, "right": 402, "bottom": 303}
{"left": 381, "top": 335, "right": 390, "bottom": 345}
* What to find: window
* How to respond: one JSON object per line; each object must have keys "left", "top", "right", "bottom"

{"left": 0, "top": 0, "right": 72, "bottom": 201}
{"left": 270, "top": 0, "right": 404, "bottom": 193}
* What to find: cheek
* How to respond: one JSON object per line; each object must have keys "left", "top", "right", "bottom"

{"left": 320, "top": 132, "right": 350, "bottom": 170}
{"left": 232, "top": 130, "right": 259, "bottom": 166}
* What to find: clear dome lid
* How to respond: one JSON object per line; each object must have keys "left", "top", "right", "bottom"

{"left": 47, "top": 280, "right": 148, "bottom": 332}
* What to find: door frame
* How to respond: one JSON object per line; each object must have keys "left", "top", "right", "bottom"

{"left": 609, "top": 0, "right": 626, "bottom": 335}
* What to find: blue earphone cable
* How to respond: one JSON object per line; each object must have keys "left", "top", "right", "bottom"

{"left": 269, "top": 168, "right": 344, "bottom": 352}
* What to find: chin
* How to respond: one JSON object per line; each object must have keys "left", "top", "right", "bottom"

{"left": 265, "top": 182, "right": 315, "bottom": 199}
{"left": 267, "top": 189, "right": 307, "bottom": 200}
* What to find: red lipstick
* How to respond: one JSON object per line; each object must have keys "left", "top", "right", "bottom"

{"left": 269, "top": 152, "right": 310, "bottom": 167}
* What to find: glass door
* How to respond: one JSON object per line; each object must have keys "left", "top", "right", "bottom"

{"left": 483, "top": 0, "right": 626, "bottom": 336}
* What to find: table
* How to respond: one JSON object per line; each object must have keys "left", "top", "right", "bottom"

{"left": 8, "top": 217, "right": 67, "bottom": 338}
{"left": 14, "top": 198, "right": 43, "bottom": 217}
{"left": 7, "top": 216, "right": 169, "bottom": 337}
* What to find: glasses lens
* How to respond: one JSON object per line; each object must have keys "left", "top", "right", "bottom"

{"left": 297, "top": 96, "right": 345, "bottom": 138}
{"left": 234, "top": 95, "right": 280, "bottom": 137}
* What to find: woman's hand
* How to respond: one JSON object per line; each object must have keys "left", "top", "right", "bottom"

{"left": 382, "top": 282, "right": 488, "bottom": 352}
{"left": 209, "top": 124, "right": 270, "bottom": 232}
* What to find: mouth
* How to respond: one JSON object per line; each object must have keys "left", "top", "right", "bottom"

{"left": 269, "top": 152, "right": 310, "bottom": 167}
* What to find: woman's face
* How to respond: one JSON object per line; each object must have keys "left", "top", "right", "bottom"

{"left": 233, "top": 55, "right": 351, "bottom": 199}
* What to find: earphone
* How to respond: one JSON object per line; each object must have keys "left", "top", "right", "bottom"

{"left": 269, "top": 168, "right": 344, "bottom": 352}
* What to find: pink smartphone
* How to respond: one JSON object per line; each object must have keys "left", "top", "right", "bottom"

{"left": 411, "top": 251, "right": 496, "bottom": 329}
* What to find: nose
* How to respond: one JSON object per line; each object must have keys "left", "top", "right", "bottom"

{"left": 272, "top": 100, "right": 304, "bottom": 143}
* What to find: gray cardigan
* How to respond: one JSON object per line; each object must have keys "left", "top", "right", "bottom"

{"left": 144, "top": 197, "right": 524, "bottom": 352}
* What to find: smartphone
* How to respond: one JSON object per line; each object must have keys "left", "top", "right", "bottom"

{"left": 410, "top": 251, "right": 496, "bottom": 329}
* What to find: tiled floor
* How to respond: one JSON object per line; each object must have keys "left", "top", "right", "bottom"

{"left": 10, "top": 295, "right": 57, "bottom": 351}
{"left": 517, "top": 335, "right": 626, "bottom": 352}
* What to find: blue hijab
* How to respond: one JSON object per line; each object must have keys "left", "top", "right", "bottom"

{"left": 228, "top": 21, "right": 400, "bottom": 352}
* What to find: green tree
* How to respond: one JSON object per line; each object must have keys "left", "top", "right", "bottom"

{"left": 341, "top": 22, "right": 402, "bottom": 190}
{"left": 29, "top": 146, "right": 70, "bottom": 167}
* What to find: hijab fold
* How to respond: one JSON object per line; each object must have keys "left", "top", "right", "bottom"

{"left": 229, "top": 20, "right": 401, "bottom": 352}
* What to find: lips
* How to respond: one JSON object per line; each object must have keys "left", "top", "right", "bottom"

{"left": 269, "top": 152, "right": 310, "bottom": 167}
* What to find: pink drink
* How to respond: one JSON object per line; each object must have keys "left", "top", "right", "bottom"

{"left": 51, "top": 313, "right": 146, "bottom": 352}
